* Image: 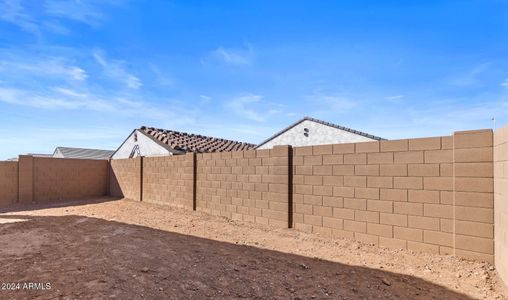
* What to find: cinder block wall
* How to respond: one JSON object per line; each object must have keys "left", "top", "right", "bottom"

{"left": 1, "top": 156, "right": 110, "bottom": 207}
{"left": 453, "top": 130, "right": 494, "bottom": 261}
{"left": 494, "top": 125, "right": 508, "bottom": 286}
{"left": 32, "top": 157, "right": 109, "bottom": 203}
{"left": 0, "top": 161, "right": 18, "bottom": 206}
{"left": 18, "top": 155, "right": 34, "bottom": 204}
{"left": 195, "top": 146, "right": 290, "bottom": 227}
{"left": 143, "top": 154, "right": 194, "bottom": 209}
{"left": 292, "top": 130, "right": 494, "bottom": 262}
{"left": 110, "top": 157, "right": 141, "bottom": 201}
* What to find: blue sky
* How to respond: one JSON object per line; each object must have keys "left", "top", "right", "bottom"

{"left": 1, "top": 0, "right": 508, "bottom": 159}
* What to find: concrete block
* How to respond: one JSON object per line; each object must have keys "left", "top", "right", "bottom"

{"left": 394, "top": 177, "right": 423, "bottom": 189}
{"left": 355, "top": 210, "right": 380, "bottom": 223}
{"left": 394, "top": 201, "right": 423, "bottom": 216}
{"left": 380, "top": 188, "right": 407, "bottom": 202}
{"left": 380, "top": 213, "right": 407, "bottom": 226}
{"left": 367, "top": 223, "right": 393, "bottom": 238}
{"left": 408, "top": 190, "right": 440, "bottom": 204}
{"left": 355, "top": 141, "right": 380, "bottom": 153}
{"left": 355, "top": 187, "right": 380, "bottom": 199}
{"left": 408, "top": 164, "right": 439, "bottom": 177}
{"left": 394, "top": 151, "right": 424, "bottom": 164}
{"left": 409, "top": 137, "right": 442, "bottom": 151}
{"left": 355, "top": 165, "right": 379, "bottom": 176}
{"left": 380, "top": 164, "right": 407, "bottom": 177}
{"left": 380, "top": 139, "right": 409, "bottom": 152}
{"left": 333, "top": 143, "right": 355, "bottom": 154}
{"left": 367, "top": 200, "right": 393, "bottom": 213}
{"left": 454, "top": 130, "right": 493, "bottom": 149}
{"left": 408, "top": 215, "right": 440, "bottom": 230}
{"left": 367, "top": 152, "right": 394, "bottom": 164}
{"left": 394, "top": 226, "right": 423, "bottom": 242}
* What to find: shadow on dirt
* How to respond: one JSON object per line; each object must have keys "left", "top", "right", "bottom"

{"left": 0, "top": 214, "right": 472, "bottom": 299}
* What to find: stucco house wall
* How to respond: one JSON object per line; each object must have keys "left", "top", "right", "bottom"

{"left": 257, "top": 119, "right": 377, "bottom": 149}
{"left": 112, "top": 130, "right": 173, "bottom": 159}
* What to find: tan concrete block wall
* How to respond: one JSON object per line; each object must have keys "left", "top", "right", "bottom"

{"left": 0, "top": 128, "right": 500, "bottom": 267}
{"left": 143, "top": 154, "right": 194, "bottom": 208}
{"left": 0, "top": 161, "right": 18, "bottom": 207}
{"left": 293, "top": 131, "right": 495, "bottom": 262}
{"left": 18, "top": 155, "right": 34, "bottom": 204}
{"left": 33, "top": 157, "right": 108, "bottom": 203}
{"left": 494, "top": 125, "right": 508, "bottom": 287}
{"left": 110, "top": 157, "right": 141, "bottom": 201}
{"left": 454, "top": 130, "right": 494, "bottom": 262}
{"left": 196, "top": 146, "right": 289, "bottom": 228}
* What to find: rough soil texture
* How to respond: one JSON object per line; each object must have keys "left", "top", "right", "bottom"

{"left": 0, "top": 197, "right": 506, "bottom": 299}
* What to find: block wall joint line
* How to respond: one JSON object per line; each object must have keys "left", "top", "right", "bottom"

{"left": 16, "top": 160, "right": 20, "bottom": 204}
{"left": 288, "top": 145, "right": 293, "bottom": 228}
{"left": 31, "top": 156, "right": 35, "bottom": 203}
{"left": 452, "top": 133, "right": 456, "bottom": 256}
{"left": 192, "top": 153, "right": 197, "bottom": 211}
{"left": 140, "top": 156, "right": 144, "bottom": 202}
{"left": 107, "top": 159, "right": 111, "bottom": 197}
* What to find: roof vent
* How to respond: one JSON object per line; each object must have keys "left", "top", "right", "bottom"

{"left": 304, "top": 128, "right": 309, "bottom": 137}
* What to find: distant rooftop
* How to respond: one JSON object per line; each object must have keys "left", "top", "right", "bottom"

{"left": 53, "top": 147, "right": 114, "bottom": 160}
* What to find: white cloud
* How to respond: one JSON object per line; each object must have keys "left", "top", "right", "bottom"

{"left": 0, "top": 0, "right": 124, "bottom": 37}
{"left": 207, "top": 44, "right": 253, "bottom": 66}
{"left": 0, "top": 0, "right": 40, "bottom": 35}
{"left": 44, "top": 0, "right": 105, "bottom": 27}
{"left": 149, "top": 64, "right": 174, "bottom": 87}
{"left": 0, "top": 85, "right": 195, "bottom": 122}
{"left": 314, "top": 95, "right": 358, "bottom": 113}
{"left": 501, "top": 78, "right": 508, "bottom": 89}
{"left": 0, "top": 59, "right": 87, "bottom": 81}
{"left": 213, "top": 47, "right": 251, "bottom": 65}
{"left": 449, "top": 63, "right": 490, "bottom": 87}
{"left": 227, "top": 94, "right": 265, "bottom": 122}
{"left": 93, "top": 49, "right": 141, "bottom": 89}
{"left": 384, "top": 95, "right": 405, "bottom": 103}
{"left": 199, "top": 95, "right": 211, "bottom": 104}
{"left": 41, "top": 20, "right": 70, "bottom": 34}
{"left": 0, "top": 86, "right": 114, "bottom": 111}
{"left": 226, "top": 94, "right": 283, "bottom": 122}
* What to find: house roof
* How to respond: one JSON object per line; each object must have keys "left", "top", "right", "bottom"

{"left": 53, "top": 147, "right": 115, "bottom": 160}
{"left": 255, "top": 116, "right": 384, "bottom": 149}
{"left": 140, "top": 126, "right": 256, "bottom": 153}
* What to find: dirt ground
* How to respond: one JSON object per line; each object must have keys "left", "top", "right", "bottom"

{"left": 0, "top": 198, "right": 506, "bottom": 299}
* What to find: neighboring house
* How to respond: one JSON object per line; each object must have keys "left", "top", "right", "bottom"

{"left": 256, "top": 117, "right": 384, "bottom": 149}
{"left": 53, "top": 147, "right": 115, "bottom": 160}
{"left": 112, "top": 126, "right": 256, "bottom": 159}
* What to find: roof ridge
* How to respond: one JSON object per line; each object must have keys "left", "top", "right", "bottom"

{"left": 142, "top": 126, "right": 256, "bottom": 146}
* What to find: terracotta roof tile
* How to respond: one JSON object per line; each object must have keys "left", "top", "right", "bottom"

{"left": 140, "top": 126, "right": 256, "bottom": 153}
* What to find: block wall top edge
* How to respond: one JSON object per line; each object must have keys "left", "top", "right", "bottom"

{"left": 454, "top": 129, "right": 493, "bottom": 135}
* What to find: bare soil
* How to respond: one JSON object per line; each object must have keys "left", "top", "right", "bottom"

{"left": 0, "top": 197, "right": 506, "bottom": 299}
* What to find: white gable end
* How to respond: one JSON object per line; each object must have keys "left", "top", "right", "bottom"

{"left": 112, "top": 130, "right": 172, "bottom": 159}
{"left": 257, "top": 120, "right": 376, "bottom": 149}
